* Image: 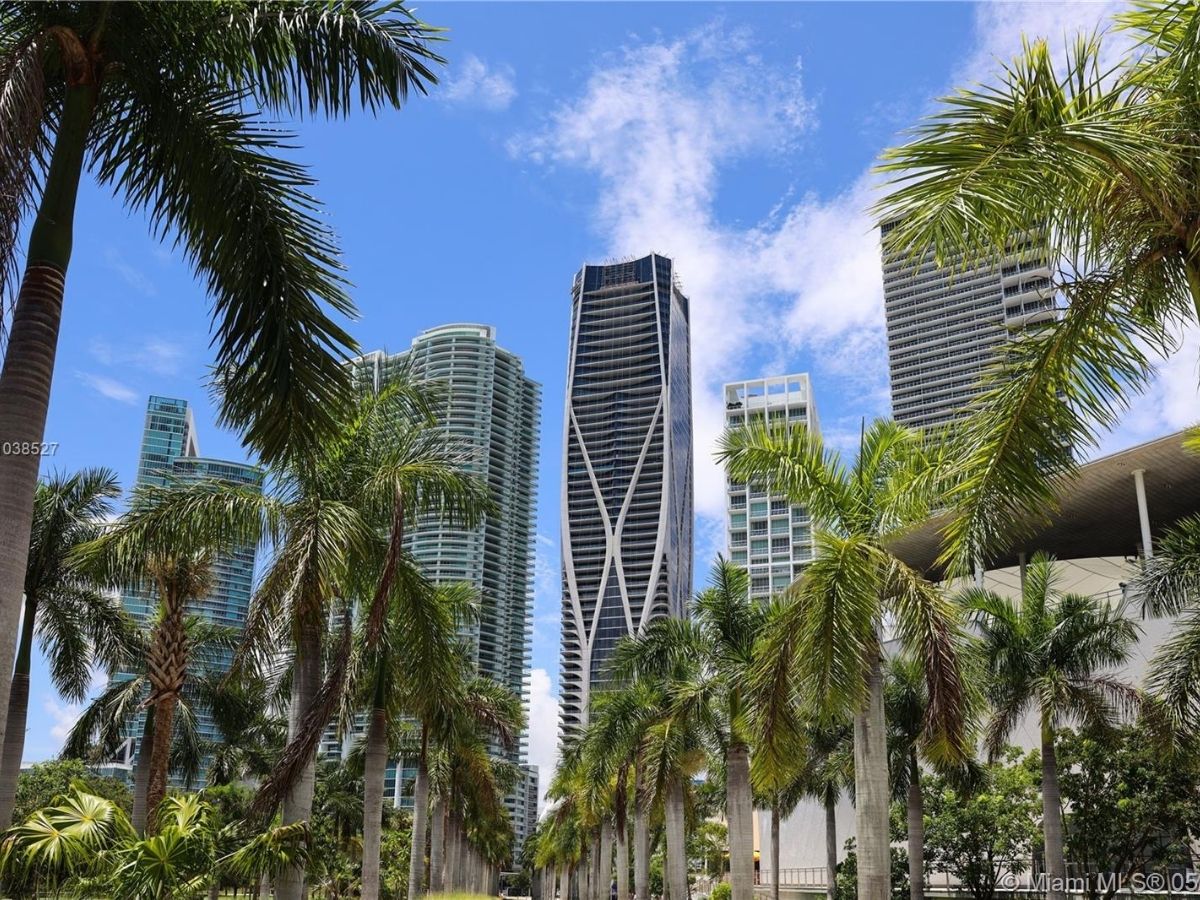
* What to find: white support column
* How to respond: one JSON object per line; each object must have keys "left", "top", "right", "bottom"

{"left": 1133, "top": 468, "right": 1154, "bottom": 560}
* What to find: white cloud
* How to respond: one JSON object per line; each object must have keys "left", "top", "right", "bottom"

{"left": 515, "top": 22, "right": 817, "bottom": 521}
{"left": 76, "top": 371, "right": 138, "bottom": 404}
{"left": 104, "top": 246, "right": 157, "bottom": 297}
{"left": 442, "top": 55, "right": 517, "bottom": 111}
{"left": 526, "top": 668, "right": 560, "bottom": 811}
{"left": 91, "top": 336, "right": 185, "bottom": 377}
{"left": 42, "top": 695, "right": 84, "bottom": 745}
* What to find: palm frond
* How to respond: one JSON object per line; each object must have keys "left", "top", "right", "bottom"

{"left": 219, "top": 1, "right": 445, "bottom": 118}
{"left": 90, "top": 73, "right": 357, "bottom": 465}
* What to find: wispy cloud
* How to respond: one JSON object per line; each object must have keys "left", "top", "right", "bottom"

{"left": 90, "top": 336, "right": 186, "bottom": 377}
{"left": 514, "top": 21, "right": 835, "bottom": 520}
{"left": 442, "top": 55, "right": 517, "bottom": 111}
{"left": 104, "top": 246, "right": 157, "bottom": 297}
{"left": 76, "top": 371, "right": 138, "bottom": 405}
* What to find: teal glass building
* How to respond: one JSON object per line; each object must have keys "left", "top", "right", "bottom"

{"left": 104, "top": 396, "right": 262, "bottom": 782}
{"left": 346, "top": 324, "right": 541, "bottom": 851}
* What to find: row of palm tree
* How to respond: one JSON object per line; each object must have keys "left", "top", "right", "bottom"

{"left": 535, "top": 406, "right": 1196, "bottom": 900}
{"left": 0, "top": 4, "right": 448, "bottom": 823}
{"left": 0, "top": 365, "right": 533, "bottom": 898}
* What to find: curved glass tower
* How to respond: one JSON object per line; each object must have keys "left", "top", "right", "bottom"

{"left": 559, "top": 253, "right": 693, "bottom": 738}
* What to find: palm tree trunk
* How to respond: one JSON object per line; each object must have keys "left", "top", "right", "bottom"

{"left": 0, "top": 593, "right": 38, "bottom": 827}
{"left": 447, "top": 807, "right": 463, "bottom": 891}
{"left": 429, "top": 797, "right": 446, "bottom": 893}
{"left": 361, "top": 705, "right": 389, "bottom": 900}
{"left": 906, "top": 754, "right": 924, "bottom": 900}
{"left": 853, "top": 653, "right": 890, "bottom": 900}
{"left": 0, "top": 79, "right": 97, "bottom": 790}
{"left": 599, "top": 821, "right": 614, "bottom": 900}
{"left": 144, "top": 693, "right": 178, "bottom": 833}
{"left": 665, "top": 779, "right": 688, "bottom": 900}
{"left": 277, "top": 629, "right": 321, "bottom": 900}
{"left": 560, "top": 863, "right": 570, "bottom": 900}
{"left": 616, "top": 823, "right": 630, "bottom": 900}
{"left": 634, "top": 769, "right": 650, "bottom": 900}
{"left": 726, "top": 744, "right": 754, "bottom": 900}
{"left": 580, "top": 839, "right": 591, "bottom": 900}
{"left": 771, "top": 805, "right": 781, "bottom": 900}
{"left": 132, "top": 709, "right": 154, "bottom": 834}
{"left": 825, "top": 796, "right": 837, "bottom": 900}
{"left": 408, "top": 728, "right": 431, "bottom": 900}
{"left": 1040, "top": 718, "right": 1066, "bottom": 900}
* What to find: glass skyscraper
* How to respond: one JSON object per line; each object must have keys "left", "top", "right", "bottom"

{"left": 723, "top": 374, "right": 818, "bottom": 600}
{"left": 348, "top": 324, "right": 541, "bottom": 850}
{"left": 558, "top": 253, "right": 694, "bottom": 739}
{"left": 104, "top": 396, "right": 262, "bottom": 780}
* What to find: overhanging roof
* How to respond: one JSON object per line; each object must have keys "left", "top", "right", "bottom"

{"left": 889, "top": 430, "right": 1200, "bottom": 579}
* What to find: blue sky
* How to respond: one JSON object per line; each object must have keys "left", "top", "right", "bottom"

{"left": 25, "top": 1, "right": 1199, "bottom": 793}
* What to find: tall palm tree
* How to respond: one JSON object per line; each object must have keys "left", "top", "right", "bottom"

{"left": 90, "top": 378, "right": 451, "bottom": 898}
{"left": 0, "top": 4, "right": 446, "bottom": 778}
{"left": 343, "top": 413, "right": 490, "bottom": 900}
{"left": 962, "top": 553, "right": 1139, "bottom": 900}
{"left": 603, "top": 639, "right": 707, "bottom": 900}
{"left": 718, "top": 419, "right": 967, "bottom": 900}
{"left": 0, "top": 467, "right": 128, "bottom": 828}
{"left": 752, "top": 716, "right": 851, "bottom": 900}
{"left": 1130, "top": 512, "right": 1200, "bottom": 736}
{"left": 885, "top": 657, "right": 932, "bottom": 900}
{"left": 607, "top": 559, "right": 766, "bottom": 900}
{"left": 872, "top": 1, "right": 1200, "bottom": 576}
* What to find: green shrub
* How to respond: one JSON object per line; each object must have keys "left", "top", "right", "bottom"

{"left": 711, "top": 881, "right": 733, "bottom": 900}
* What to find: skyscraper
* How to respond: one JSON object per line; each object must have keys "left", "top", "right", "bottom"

{"left": 880, "top": 221, "right": 1056, "bottom": 430}
{"left": 558, "top": 253, "right": 694, "bottom": 738}
{"left": 723, "top": 374, "right": 818, "bottom": 601}
{"left": 105, "top": 396, "right": 262, "bottom": 777}
{"left": 350, "top": 324, "right": 541, "bottom": 848}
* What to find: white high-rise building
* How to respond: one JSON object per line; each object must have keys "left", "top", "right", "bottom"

{"left": 558, "top": 253, "right": 694, "bottom": 739}
{"left": 881, "top": 221, "right": 1057, "bottom": 430}
{"left": 723, "top": 374, "right": 818, "bottom": 601}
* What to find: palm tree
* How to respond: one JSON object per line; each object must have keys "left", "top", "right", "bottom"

{"left": 1130, "top": 513, "right": 1200, "bottom": 736}
{"left": 345, "top": 416, "right": 490, "bottom": 900}
{"left": 89, "top": 378, "right": 453, "bottom": 898}
{"left": 0, "top": 4, "right": 446, "bottom": 779}
{"left": 962, "top": 553, "right": 1139, "bottom": 900}
{"left": 718, "top": 419, "right": 967, "bottom": 900}
{"left": 74, "top": 493, "right": 247, "bottom": 835}
{"left": 602, "top": 638, "right": 707, "bottom": 900}
{"left": 0, "top": 467, "right": 128, "bottom": 828}
{"left": 61, "top": 613, "right": 238, "bottom": 834}
{"left": 885, "top": 657, "right": 932, "bottom": 900}
{"left": 607, "top": 559, "right": 766, "bottom": 900}
{"left": 872, "top": 2, "right": 1200, "bottom": 576}
{"left": 199, "top": 674, "right": 286, "bottom": 787}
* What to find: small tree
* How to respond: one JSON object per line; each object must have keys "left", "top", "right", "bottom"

{"left": 12, "top": 757, "right": 131, "bottom": 823}
{"left": 922, "top": 750, "right": 1040, "bottom": 900}
{"left": 1057, "top": 726, "right": 1200, "bottom": 900}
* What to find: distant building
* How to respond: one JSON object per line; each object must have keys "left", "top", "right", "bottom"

{"left": 880, "top": 221, "right": 1057, "bottom": 430}
{"left": 722, "top": 374, "right": 818, "bottom": 600}
{"left": 558, "top": 253, "right": 694, "bottom": 738}
{"left": 347, "top": 324, "right": 541, "bottom": 849}
{"left": 104, "top": 396, "right": 262, "bottom": 781}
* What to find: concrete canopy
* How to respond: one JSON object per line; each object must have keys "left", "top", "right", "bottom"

{"left": 888, "top": 430, "right": 1200, "bottom": 579}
